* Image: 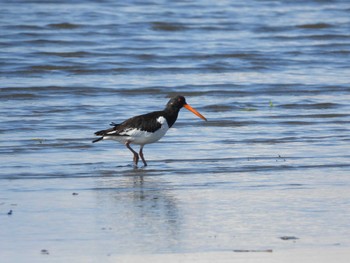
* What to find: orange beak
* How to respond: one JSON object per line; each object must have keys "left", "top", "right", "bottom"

{"left": 184, "top": 104, "right": 207, "bottom": 121}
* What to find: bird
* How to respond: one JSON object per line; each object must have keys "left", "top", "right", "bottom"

{"left": 93, "top": 95, "right": 207, "bottom": 166}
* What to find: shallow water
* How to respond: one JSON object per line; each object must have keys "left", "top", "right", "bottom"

{"left": 1, "top": 0, "right": 350, "bottom": 259}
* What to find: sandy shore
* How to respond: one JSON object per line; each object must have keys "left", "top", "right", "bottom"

{"left": 108, "top": 248, "right": 350, "bottom": 263}
{"left": 3, "top": 248, "right": 349, "bottom": 263}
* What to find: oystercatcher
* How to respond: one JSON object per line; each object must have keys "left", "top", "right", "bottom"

{"left": 93, "top": 95, "right": 207, "bottom": 166}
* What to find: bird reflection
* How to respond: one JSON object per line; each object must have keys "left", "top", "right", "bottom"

{"left": 94, "top": 170, "right": 182, "bottom": 253}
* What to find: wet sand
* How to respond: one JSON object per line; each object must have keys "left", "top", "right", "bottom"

{"left": 2, "top": 174, "right": 350, "bottom": 262}
{"left": 3, "top": 248, "right": 350, "bottom": 263}
{"left": 110, "top": 249, "right": 350, "bottom": 263}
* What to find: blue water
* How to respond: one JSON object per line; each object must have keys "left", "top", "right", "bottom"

{"left": 1, "top": 0, "right": 350, "bottom": 260}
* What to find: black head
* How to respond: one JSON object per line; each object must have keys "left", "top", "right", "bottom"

{"left": 165, "top": 95, "right": 187, "bottom": 111}
{"left": 165, "top": 95, "right": 207, "bottom": 122}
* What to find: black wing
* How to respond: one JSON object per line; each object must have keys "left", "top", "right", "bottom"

{"left": 116, "top": 111, "right": 163, "bottom": 133}
{"left": 93, "top": 111, "right": 164, "bottom": 143}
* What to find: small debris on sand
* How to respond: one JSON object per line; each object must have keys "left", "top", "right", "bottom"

{"left": 233, "top": 249, "right": 273, "bottom": 253}
{"left": 41, "top": 249, "right": 49, "bottom": 255}
{"left": 280, "top": 236, "right": 299, "bottom": 240}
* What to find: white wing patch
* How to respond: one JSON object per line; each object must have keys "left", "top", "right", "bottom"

{"left": 106, "top": 130, "right": 118, "bottom": 135}
{"left": 157, "top": 116, "right": 166, "bottom": 125}
{"left": 119, "top": 128, "right": 135, "bottom": 136}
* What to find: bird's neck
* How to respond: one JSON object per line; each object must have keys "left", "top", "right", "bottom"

{"left": 163, "top": 108, "right": 180, "bottom": 128}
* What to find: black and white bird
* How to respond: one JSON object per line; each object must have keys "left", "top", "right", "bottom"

{"left": 93, "top": 95, "right": 207, "bottom": 166}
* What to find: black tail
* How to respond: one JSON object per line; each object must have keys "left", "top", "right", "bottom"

{"left": 93, "top": 123, "right": 119, "bottom": 143}
{"left": 92, "top": 137, "right": 103, "bottom": 143}
{"left": 93, "top": 129, "right": 107, "bottom": 143}
{"left": 95, "top": 129, "right": 108, "bottom": 136}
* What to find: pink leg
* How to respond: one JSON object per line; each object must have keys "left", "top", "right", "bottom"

{"left": 125, "top": 141, "right": 139, "bottom": 166}
{"left": 139, "top": 146, "right": 147, "bottom": 166}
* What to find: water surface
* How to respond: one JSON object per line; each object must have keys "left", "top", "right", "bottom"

{"left": 1, "top": 0, "right": 350, "bottom": 260}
